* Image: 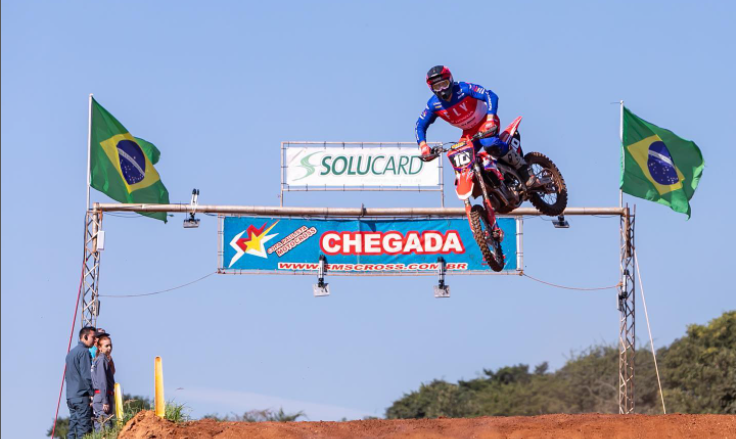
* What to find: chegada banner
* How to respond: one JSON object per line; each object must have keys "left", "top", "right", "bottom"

{"left": 220, "top": 216, "right": 520, "bottom": 274}
{"left": 284, "top": 145, "right": 441, "bottom": 187}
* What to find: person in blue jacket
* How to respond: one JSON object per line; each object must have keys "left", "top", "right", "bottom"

{"left": 65, "top": 326, "right": 97, "bottom": 439}
{"left": 416, "top": 65, "right": 536, "bottom": 188}
{"left": 91, "top": 332, "right": 116, "bottom": 431}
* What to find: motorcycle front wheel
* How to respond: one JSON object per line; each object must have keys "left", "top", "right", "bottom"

{"left": 525, "top": 152, "right": 568, "bottom": 216}
{"left": 469, "top": 205, "right": 505, "bottom": 272}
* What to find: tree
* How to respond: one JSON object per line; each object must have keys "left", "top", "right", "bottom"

{"left": 386, "top": 311, "right": 735, "bottom": 418}
{"left": 660, "top": 311, "right": 736, "bottom": 414}
{"left": 386, "top": 380, "right": 476, "bottom": 419}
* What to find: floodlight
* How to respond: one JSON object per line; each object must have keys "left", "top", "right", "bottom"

{"left": 552, "top": 215, "right": 569, "bottom": 229}
{"left": 434, "top": 257, "right": 450, "bottom": 298}
{"left": 184, "top": 189, "right": 200, "bottom": 229}
{"left": 313, "top": 255, "right": 330, "bottom": 297}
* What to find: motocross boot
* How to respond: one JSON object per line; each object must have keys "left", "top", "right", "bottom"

{"left": 501, "top": 149, "right": 541, "bottom": 190}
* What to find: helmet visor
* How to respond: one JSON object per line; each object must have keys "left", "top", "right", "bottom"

{"left": 431, "top": 79, "right": 451, "bottom": 92}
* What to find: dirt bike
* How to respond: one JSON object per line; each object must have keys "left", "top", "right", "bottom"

{"left": 422, "top": 116, "right": 567, "bottom": 272}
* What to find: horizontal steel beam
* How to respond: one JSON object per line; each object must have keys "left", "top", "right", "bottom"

{"left": 94, "top": 203, "right": 627, "bottom": 218}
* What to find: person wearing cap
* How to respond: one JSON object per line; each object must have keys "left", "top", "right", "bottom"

{"left": 91, "top": 333, "right": 116, "bottom": 431}
{"left": 65, "top": 326, "right": 97, "bottom": 439}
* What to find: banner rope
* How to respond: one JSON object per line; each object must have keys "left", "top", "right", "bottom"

{"left": 522, "top": 272, "right": 621, "bottom": 291}
{"left": 634, "top": 249, "right": 667, "bottom": 414}
{"left": 51, "top": 216, "right": 88, "bottom": 439}
{"left": 98, "top": 271, "right": 216, "bottom": 298}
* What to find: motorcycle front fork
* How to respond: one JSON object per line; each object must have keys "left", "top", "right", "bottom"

{"left": 463, "top": 164, "right": 498, "bottom": 232}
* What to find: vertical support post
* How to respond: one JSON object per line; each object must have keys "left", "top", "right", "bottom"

{"left": 114, "top": 383, "right": 124, "bottom": 426}
{"left": 154, "top": 357, "right": 165, "bottom": 418}
{"left": 618, "top": 205, "right": 636, "bottom": 413}
{"left": 516, "top": 216, "right": 524, "bottom": 272}
{"left": 280, "top": 141, "right": 285, "bottom": 207}
{"left": 86, "top": 94, "right": 93, "bottom": 212}
{"left": 82, "top": 209, "right": 102, "bottom": 328}
{"left": 439, "top": 152, "right": 445, "bottom": 208}
{"left": 619, "top": 100, "right": 625, "bottom": 209}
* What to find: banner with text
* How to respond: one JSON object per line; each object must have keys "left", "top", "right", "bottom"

{"left": 284, "top": 145, "right": 440, "bottom": 187}
{"left": 220, "top": 216, "right": 519, "bottom": 274}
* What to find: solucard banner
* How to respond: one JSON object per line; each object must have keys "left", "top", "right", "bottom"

{"left": 284, "top": 145, "right": 441, "bottom": 187}
{"left": 220, "top": 216, "right": 520, "bottom": 274}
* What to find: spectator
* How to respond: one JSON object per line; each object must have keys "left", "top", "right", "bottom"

{"left": 89, "top": 328, "right": 105, "bottom": 360}
{"left": 90, "top": 328, "right": 116, "bottom": 375}
{"left": 91, "top": 332, "right": 116, "bottom": 431}
{"left": 65, "top": 326, "right": 96, "bottom": 439}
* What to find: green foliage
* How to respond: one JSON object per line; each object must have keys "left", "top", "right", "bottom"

{"left": 387, "top": 310, "right": 736, "bottom": 419}
{"left": 203, "top": 407, "right": 305, "bottom": 422}
{"left": 48, "top": 394, "right": 188, "bottom": 439}
{"left": 660, "top": 311, "right": 736, "bottom": 414}
{"left": 385, "top": 380, "right": 478, "bottom": 419}
{"left": 164, "top": 400, "right": 192, "bottom": 423}
{"left": 46, "top": 417, "right": 69, "bottom": 438}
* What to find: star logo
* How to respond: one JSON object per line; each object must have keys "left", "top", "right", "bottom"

{"left": 228, "top": 221, "right": 279, "bottom": 267}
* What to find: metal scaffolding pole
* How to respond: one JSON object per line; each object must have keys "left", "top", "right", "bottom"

{"left": 94, "top": 203, "right": 626, "bottom": 217}
{"left": 82, "top": 210, "right": 102, "bottom": 328}
{"left": 618, "top": 205, "right": 636, "bottom": 413}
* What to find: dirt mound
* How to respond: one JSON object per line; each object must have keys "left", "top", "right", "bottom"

{"left": 119, "top": 410, "right": 736, "bottom": 439}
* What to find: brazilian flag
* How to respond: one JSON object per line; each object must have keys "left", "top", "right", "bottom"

{"left": 621, "top": 107, "right": 704, "bottom": 218}
{"left": 90, "top": 97, "right": 169, "bottom": 222}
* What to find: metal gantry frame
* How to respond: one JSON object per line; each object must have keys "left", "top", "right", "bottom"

{"left": 83, "top": 203, "right": 635, "bottom": 413}
{"left": 618, "top": 205, "right": 636, "bottom": 413}
{"left": 82, "top": 210, "right": 103, "bottom": 329}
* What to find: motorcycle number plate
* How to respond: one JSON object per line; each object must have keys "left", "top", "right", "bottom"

{"left": 450, "top": 150, "right": 473, "bottom": 168}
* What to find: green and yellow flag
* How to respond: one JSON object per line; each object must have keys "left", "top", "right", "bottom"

{"left": 90, "top": 97, "right": 169, "bottom": 222}
{"left": 621, "top": 107, "right": 704, "bottom": 218}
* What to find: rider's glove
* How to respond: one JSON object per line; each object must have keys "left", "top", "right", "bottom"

{"left": 419, "top": 141, "right": 435, "bottom": 162}
{"left": 419, "top": 141, "right": 431, "bottom": 157}
{"left": 480, "top": 115, "right": 500, "bottom": 135}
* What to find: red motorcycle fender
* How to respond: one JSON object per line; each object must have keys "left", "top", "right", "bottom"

{"left": 499, "top": 116, "right": 523, "bottom": 143}
{"left": 455, "top": 170, "right": 474, "bottom": 200}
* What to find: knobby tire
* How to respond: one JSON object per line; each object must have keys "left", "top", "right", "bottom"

{"left": 469, "top": 205, "right": 505, "bottom": 272}
{"left": 525, "top": 152, "right": 568, "bottom": 216}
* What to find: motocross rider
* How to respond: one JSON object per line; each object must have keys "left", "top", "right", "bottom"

{"left": 416, "top": 65, "right": 537, "bottom": 189}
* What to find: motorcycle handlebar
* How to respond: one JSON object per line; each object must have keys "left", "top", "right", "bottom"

{"left": 420, "top": 128, "right": 499, "bottom": 161}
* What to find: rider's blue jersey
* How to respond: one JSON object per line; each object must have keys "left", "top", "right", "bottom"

{"left": 415, "top": 81, "right": 499, "bottom": 144}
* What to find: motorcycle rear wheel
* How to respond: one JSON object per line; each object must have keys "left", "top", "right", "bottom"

{"left": 525, "top": 152, "right": 568, "bottom": 216}
{"left": 469, "top": 205, "right": 505, "bottom": 272}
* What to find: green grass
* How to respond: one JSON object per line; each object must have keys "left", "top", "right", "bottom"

{"left": 81, "top": 400, "right": 190, "bottom": 439}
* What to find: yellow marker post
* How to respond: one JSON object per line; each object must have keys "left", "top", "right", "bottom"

{"left": 114, "top": 383, "right": 124, "bottom": 426}
{"left": 154, "top": 357, "right": 165, "bottom": 418}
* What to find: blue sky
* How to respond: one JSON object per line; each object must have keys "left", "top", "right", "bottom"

{"left": 2, "top": 1, "right": 735, "bottom": 437}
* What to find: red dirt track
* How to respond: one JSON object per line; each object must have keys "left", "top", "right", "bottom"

{"left": 119, "top": 410, "right": 735, "bottom": 439}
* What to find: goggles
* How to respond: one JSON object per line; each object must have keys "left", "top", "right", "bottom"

{"left": 431, "top": 79, "right": 451, "bottom": 92}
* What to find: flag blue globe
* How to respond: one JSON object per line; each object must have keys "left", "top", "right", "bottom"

{"left": 116, "top": 140, "right": 146, "bottom": 185}
{"left": 647, "top": 141, "right": 679, "bottom": 186}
